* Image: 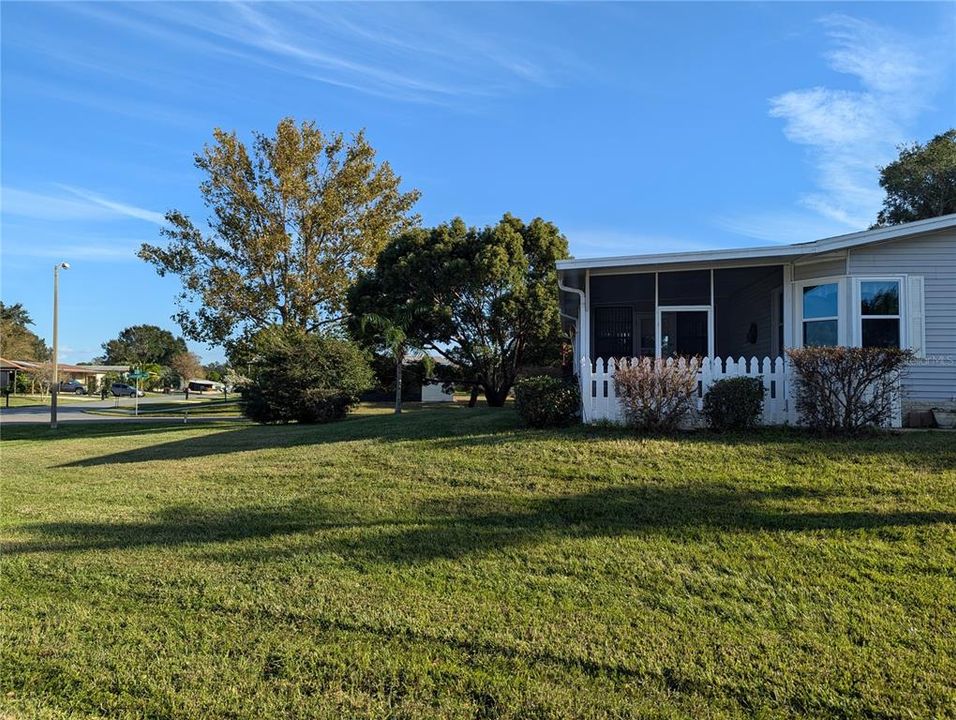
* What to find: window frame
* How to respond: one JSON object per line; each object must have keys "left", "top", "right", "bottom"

{"left": 852, "top": 276, "right": 905, "bottom": 349}
{"left": 793, "top": 276, "right": 847, "bottom": 348}
{"left": 655, "top": 305, "right": 714, "bottom": 358}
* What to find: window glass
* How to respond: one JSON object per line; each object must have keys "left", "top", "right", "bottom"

{"left": 803, "top": 319, "right": 838, "bottom": 347}
{"left": 802, "top": 283, "right": 838, "bottom": 318}
{"left": 862, "top": 318, "right": 900, "bottom": 348}
{"left": 860, "top": 281, "right": 899, "bottom": 315}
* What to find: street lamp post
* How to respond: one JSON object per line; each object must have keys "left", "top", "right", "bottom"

{"left": 51, "top": 262, "right": 70, "bottom": 430}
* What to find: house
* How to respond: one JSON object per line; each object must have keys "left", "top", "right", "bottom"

{"left": 0, "top": 359, "right": 131, "bottom": 393}
{"left": 0, "top": 358, "right": 29, "bottom": 391}
{"left": 557, "top": 213, "right": 956, "bottom": 427}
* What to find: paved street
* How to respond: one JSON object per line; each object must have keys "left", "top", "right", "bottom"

{"left": 0, "top": 395, "right": 242, "bottom": 424}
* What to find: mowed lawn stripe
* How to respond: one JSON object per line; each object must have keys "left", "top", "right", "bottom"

{"left": 2, "top": 405, "right": 954, "bottom": 719}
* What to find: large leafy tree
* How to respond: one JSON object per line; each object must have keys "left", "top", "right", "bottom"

{"left": 0, "top": 302, "right": 51, "bottom": 360}
{"left": 100, "top": 324, "right": 188, "bottom": 366}
{"left": 140, "top": 117, "right": 420, "bottom": 348}
{"left": 348, "top": 214, "right": 569, "bottom": 407}
{"left": 875, "top": 129, "right": 956, "bottom": 227}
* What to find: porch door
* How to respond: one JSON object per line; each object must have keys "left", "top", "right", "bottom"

{"left": 658, "top": 307, "right": 712, "bottom": 358}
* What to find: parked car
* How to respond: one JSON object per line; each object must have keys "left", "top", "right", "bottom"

{"left": 57, "top": 380, "right": 88, "bottom": 395}
{"left": 111, "top": 382, "right": 144, "bottom": 398}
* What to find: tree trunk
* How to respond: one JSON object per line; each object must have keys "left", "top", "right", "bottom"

{"left": 484, "top": 385, "right": 511, "bottom": 407}
{"left": 468, "top": 384, "right": 480, "bottom": 408}
{"left": 394, "top": 354, "right": 402, "bottom": 414}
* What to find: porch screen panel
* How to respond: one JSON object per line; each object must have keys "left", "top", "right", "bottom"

{"left": 593, "top": 307, "right": 633, "bottom": 359}
{"left": 661, "top": 310, "right": 708, "bottom": 358}
{"left": 658, "top": 270, "right": 711, "bottom": 305}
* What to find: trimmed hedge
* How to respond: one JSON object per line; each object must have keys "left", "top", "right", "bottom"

{"left": 514, "top": 375, "right": 580, "bottom": 428}
{"left": 702, "top": 376, "right": 765, "bottom": 431}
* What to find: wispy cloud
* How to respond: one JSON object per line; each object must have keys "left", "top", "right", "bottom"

{"left": 767, "top": 14, "right": 942, "bottom": 230}
{"left": 55, "top": 185, "right": 165, "bottom": 225}
{"left": 2, "top": 186, "right": 165, "bottom": 225}
{"left": 62, "top": 2, "right": 582, "bottom": 106}
{"left": 712, "top": 212, "right": 858, "bottom": 245}
{"left": 1, "top": 242, "right": 142, "bottom": 262}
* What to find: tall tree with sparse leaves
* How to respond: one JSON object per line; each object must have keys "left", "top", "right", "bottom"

{"left": 874, "top": 129, "right": 956, "bottom": 227}
{"left": 140, "top": 118, "right": 420, "bottom": 349}
{"left": 348, "top": 214, "right": 569, "bottom": 407}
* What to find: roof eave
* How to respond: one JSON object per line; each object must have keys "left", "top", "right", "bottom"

{"left": 557, "top": 212, "right": 956, "bottom": 272}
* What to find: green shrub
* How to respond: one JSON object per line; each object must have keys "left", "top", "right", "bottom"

{"left": 243, "top": 326, "right": 374, "bottom": 424}
{"left": 703, "top": 376, "right": 765, "bottom": 431}
{"left": 787, "top": 346, "right": 914, "bottom": 433}
{"left": 514, "top": 375, "right": 580, "bottom": 428}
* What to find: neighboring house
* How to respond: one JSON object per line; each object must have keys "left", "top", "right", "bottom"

{"left": 0, "top": 359, "right": 131, "bottom": 392}
{"left": 0, "top": 358, "right": 29, "bottom": 390}
{"left": 557, "top": 213, "right": 956, "bottom": 426}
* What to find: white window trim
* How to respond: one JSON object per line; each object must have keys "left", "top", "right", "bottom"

{"left": 656, "top": 305, "right": 714, "bottom": 358}
{"left": 793, "top": 276, "right": 848, "bottom": 348}
{"left": 851, "top": 276, "right": 906, "bottom": 349}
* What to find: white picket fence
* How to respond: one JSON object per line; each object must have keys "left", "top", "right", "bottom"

{"left": 579, "top": 356, "right": 794, "bottom": 426}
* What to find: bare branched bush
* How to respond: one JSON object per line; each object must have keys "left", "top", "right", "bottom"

{"left": 787, "top": 347, "right": 914, "bottom": 433}
{"left": 614, "top": 357, "right": 700, "bottom": 432}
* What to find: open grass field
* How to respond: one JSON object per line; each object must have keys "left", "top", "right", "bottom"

{"left": 2, "top": 405, "right": 954, "bottom": 719}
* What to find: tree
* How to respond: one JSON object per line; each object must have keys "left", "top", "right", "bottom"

{"left": 169, "top": 351, "right": 204, "bottom": 388}
{"left": 0, "top": 302, "right": 51, "bottom": 360}
{"left": 875, "top": 129, "right": 956, "bottom": 227}
{"left": 242, "top": 326, "right": 374, "bottom": 424}
{"left": 348, "top": 214, "right": 569, "bottom": 407}
{"left": 139, "top": 117, "right": 420, "bottom": 349}
{"left": 100, "top": 325, "right": 188, "bottom": 366}
{"left": 358, "top": 313, "right": 433, "bottom": 415}
{"left": 203, "top": 362, "right": 228, "bottom": 382}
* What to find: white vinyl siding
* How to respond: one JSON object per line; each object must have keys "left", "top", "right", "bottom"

{"left": 848, "top": 230, "right": 956, "bottom": 403}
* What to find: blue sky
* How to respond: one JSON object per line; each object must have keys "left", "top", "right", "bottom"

{"left": 2, "top": 2, "right": 954, "bottom": 363}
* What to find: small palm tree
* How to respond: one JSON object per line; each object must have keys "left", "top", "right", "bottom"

{"left": 359, "top": 313, "right": 433, "bottom": 414}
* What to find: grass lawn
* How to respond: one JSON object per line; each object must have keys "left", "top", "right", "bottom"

{"left": 2, "top": 405, "right": 954, "bottom": 719}
{"left": 3, "top": 394, "right": 98, "bottom": 408}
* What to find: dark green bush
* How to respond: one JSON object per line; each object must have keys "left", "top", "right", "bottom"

{"left": 514, "top": 375, "right": 579, "bottom": 428}
{"left": 243, "top": 326, "right": 374, "bottom": 424}
{"left": 702, "top": 376, "right": 765, "bottom": 431}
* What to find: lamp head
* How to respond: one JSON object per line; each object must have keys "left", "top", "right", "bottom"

{"left": 59, "top": 262, "right": 70, "bottom": 270}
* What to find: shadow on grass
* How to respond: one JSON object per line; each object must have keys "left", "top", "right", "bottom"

{"left": 46, "top": 404, "right": 956, "bottom": 473}
{"left": 54, "top": 406, "right": 523, "bottom": 467}
{"left": 309, "top": 485, "right": 956, "bottom": 565}
{"left": 7, "top": 485, "right": 954, "bottom": 561}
